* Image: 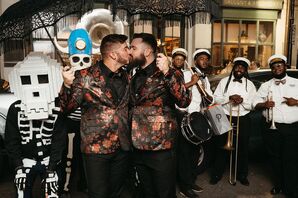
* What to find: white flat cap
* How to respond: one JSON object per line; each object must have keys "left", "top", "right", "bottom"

{"left": 193, "top": 49, "right": 211, "bottom": 60}
{"left": 172, "top": 48, "right": 188, "bottom": 58}
{"left": 233, "top": 57, "right": 250, "bottom": 68}
{"left": 268, "top": 54, "right": 287, "bottom": 66}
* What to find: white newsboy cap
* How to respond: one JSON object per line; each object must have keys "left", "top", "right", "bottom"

{"left": 267, "top": 54, "right": 287, "bottom": 67}
{"left": 172, "top": 48, "right": 188, "bottom": 58}
{"left": 192, "top": 49, "right": 211, "bottom": 60}
{"left": 233, "top": 57, "right": 251, "bottom": 68}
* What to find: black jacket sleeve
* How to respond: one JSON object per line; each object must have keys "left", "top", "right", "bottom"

{"left": 4, "top": 101, "right": 23, "bottom": 168}
{"left": 48, "top": 111, "right": 68, "bottom": 171}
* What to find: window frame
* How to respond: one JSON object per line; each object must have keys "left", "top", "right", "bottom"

{"left": 212, "top": 18, "right": 276, "bottom": 68}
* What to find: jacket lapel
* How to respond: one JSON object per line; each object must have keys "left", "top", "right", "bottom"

{"left": 91, "top": 64, "right": 115, "bottom": 107}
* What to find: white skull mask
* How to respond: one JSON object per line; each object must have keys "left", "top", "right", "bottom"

{"left": 69, "top": 54, "right": 92, "bottom": 71}
{"left": 9, "top": 52, "right": 63, "bottom": 120}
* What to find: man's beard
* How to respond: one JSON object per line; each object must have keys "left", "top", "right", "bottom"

{"left": 273, "top": 71, "right": 286, "bottom": 79}
{"left": 130, "top": 54, "right": 146, "bottom": 69}
{"left": 233, "top": 71, "right": 245, "bottom": 79}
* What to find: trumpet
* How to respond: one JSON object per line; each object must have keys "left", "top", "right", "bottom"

{"left": 223, "top": 104, "right": 240, "bottom": 185}
{"left": 266, "top": 91, "right": 277, "bottom": 130}
{"left": 185, "top": 61, "right": 212, "bottom": 105}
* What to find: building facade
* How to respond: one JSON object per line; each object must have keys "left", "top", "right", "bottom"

{"left": 0, "top": 0, "right": 296, "bottom": 81}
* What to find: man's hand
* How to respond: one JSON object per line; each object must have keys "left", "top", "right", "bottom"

{"left": 263, "top": 100, "right": 275, "bottom": 109}
{"left": 156, "top": 53, "right": 170, "bottom": 75}
{"left": 62, "top": 66, "right": 75, "bottom": 88}
{"left": 283, "top": 97, "right": 298, "bottom": 106}
{"left": 190, "top": 74, "right": 199, "bottom": 86}
{"left": 229, "top": 94, "right": 243, "bottom": 105}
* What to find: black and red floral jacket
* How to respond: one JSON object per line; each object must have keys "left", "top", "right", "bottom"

{"left": 59, "top": 61, "right": 131, "bottom": 154}
{"left": 130, "top": 62, "right": 191, "bottom": 150}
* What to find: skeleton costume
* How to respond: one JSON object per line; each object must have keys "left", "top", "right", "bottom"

{"left": 5, "top": 52, "right": 65, "bottom": 198}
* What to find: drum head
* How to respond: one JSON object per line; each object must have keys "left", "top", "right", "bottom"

{"left": 189, "top": 112, "right": 212, "bottom": 141}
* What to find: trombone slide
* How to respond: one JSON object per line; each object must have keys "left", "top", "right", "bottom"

{"left": 223, "top": 104, "right": 240, "bottom": 185}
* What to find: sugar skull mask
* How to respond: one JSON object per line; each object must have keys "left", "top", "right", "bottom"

{"left": 55, "top": 28, "right": 99, "bottom": 71}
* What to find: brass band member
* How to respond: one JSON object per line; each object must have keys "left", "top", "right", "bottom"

{"left": 177, "top": 49, "right": 213, "bottom": 198}
{"left": 129, "top": 33, "right": 191, "bottom": 198}
{"left": 211, "top": 57, "right": 256, "bottom": 186}
{"left": 60, "top": 34, "right": 132, "bottom": 198}
{"left": 253, "top": 55, "right": 298, "bottom": 197}
{"left": 171, "top": 48, "right": 188, "bottom": 72}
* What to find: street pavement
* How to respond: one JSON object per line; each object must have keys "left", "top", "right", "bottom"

{"left": 0, "top": 157, "right": 286, "bottom": 198}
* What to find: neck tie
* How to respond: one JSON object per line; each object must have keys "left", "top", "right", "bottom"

{"left": 233, "top": 79, "right": 242, "bottom": 83}
{"left": 275, "top": 79, "right": 286, "bottom": 85}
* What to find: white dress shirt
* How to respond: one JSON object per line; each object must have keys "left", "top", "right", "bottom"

{"left": 214, "top": 76, "right": 257, "bottom": 117}
{"left": 253, "top": 75, "right": 298, "bottom": 124}
{"left": 180, "top": 67, "right": 213, "bottom": 114}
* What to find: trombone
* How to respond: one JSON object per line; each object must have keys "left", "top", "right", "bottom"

{"left": 266, "top": 91, "right": 277, "bottom": 130}
{"left": 223, "top": 104, "right": 240, "bottom": 185}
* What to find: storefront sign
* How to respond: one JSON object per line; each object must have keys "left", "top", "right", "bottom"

{"left": 223, "top": 0, "right": 283, "bottom": 10}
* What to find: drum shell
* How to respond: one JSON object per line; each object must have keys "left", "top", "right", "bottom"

{"left": 181, "top": 112, "right": 212, "bottom": 145}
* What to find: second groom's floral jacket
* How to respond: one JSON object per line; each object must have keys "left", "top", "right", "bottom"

{"left": 59, "top": 61, "right": 131, "bottom": 154}
{"left": 130, "top": 64, "right": 191, "bottom": 151}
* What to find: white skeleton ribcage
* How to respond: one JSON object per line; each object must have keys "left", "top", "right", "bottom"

{"left": 17, "top": 104, "right": 60, "bottom": 147}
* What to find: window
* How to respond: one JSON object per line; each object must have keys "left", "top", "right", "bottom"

{"left": 131, "top": 15, "right": 184, "bottom": 56}
{"left": 164, "top": 20, "right": 181, "bottom": 56}
{"left": 4, "top": 40, "right": 25, "bottom": 68}
{"left": 212, "top": 19, "right": 275, "bottom": 68}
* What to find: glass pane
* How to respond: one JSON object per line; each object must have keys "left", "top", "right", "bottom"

{"left": 258, "top": 45, "right": 273, "bottom": 68}
{"left": 211, "top": 44, "right": 221, "bottom": 66}
{"left": 259, "top": 21, "right": 274, "bottom": 44}
{"left": 224, "top": 20, "right": 239, "bottom": 43}
{"left": 134, "top": 20, "right": 153, "bottom": 33}
{"left": 223, "top": 45, "right": 240, "bottom": 61}
{"left": 143, "top": 21, "right": 153, "bottom": 33}
{"left": 240, "top": 45, "right": 256, "bottom": 60}
{"left": 165, "top": 20, "right": 180, "bottom": 37}
{"left": 213, "top": 22, "right": 221, "bottom": 43}
{"left": 240, "top": 21, "right": 256, "bottom": 44}
{"left": 33, "top": 40, "right": 55, "bottom": 58}
{"left": 164, "top": 37, "right": 180, "bottom": 56}
{"left": 4, "top": 40, "right": 24, "bottom": 62}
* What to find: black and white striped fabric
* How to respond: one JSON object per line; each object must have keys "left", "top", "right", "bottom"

{"left": 67, "top": 107, "right": 81, "bottom": 122}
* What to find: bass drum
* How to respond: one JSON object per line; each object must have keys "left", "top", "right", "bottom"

{"left": 181, "top": 112, "right": 212, "bottom": 145}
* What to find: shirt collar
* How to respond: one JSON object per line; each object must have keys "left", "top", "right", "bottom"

{"left": 273, "top": 74, "right": 288, "bottom": 81}
{"left": 100, "top": 61, "right": 123, "bottom": 78}
{"left": 231, "top": 76, "right": 245, "bottom": 82}
{"left": 136, "top": 60, "right": 156, "bottom": 76}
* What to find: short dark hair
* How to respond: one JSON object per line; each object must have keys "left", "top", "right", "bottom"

{"left": 132, "top": 33, "right": 157, "bottom": 53}
{"left": 100, "top": 34, "right": 128, "bottom": 58}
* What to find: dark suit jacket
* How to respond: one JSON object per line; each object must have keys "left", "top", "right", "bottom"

{"left": 59, "top": 61, "right": 131, "bottom": 154}
{"left": 130, "top": 64, "right": 191, "bottom": 150}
